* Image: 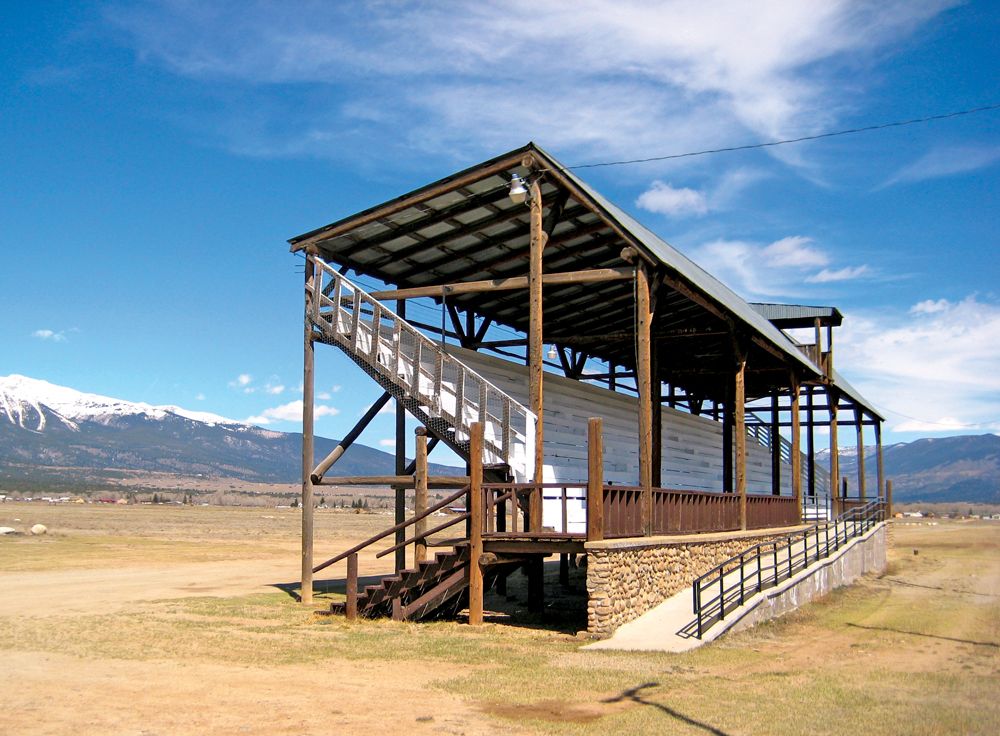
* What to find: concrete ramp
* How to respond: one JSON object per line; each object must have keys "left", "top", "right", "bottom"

{"left": 584, "top": 522, "right": 887, "bottom": 653}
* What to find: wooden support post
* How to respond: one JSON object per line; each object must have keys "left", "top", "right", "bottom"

{"left": 875, "top": 420, "right": 885, "bottom": 501}
{"left": 636, "top": 263, "right": 654, "bottom": 534}
{"left": 842, "top": 476, "right": 849, "bottom": 505}
{"left": 587, "top": 417, "right": 604, "bottom": 542}
{"left": 790, "top": 376, "right": 802, "bottom": 512}
{"left": 345, "top": 553, "right": 358, "bottom": 621}
{"left": 806, "top": 386, "right": 816, "bottom": 499}
{"left": 527, "top": 174, "right": 546, "bottom": 531}
{"left": 300, "top": 254, "right": 317, "bottom": 605}
{"left": 468, "top": 422, "right": 484, "bottom": 625}
{"left": 829, "top": 389, "right": 840, "bottom": 517}
{"left": 651, "top": 357, "right": 662, "bottom": 489}
{"left": 723, "top": 379, "right": 734, "bottom": 493}
{"left": 855, "top": 407, "right": 866, "bottom": 501}
{"left": 770, "top": 392, "right": 781, "bottom": 496}
{"left": 886, "top": 479, "right": 894, "bottom": 517}
{"left": 735, "top": 359, "right": 747, "bottom": 530}
{"left": 414, "top": 427, "right": 429, "bottom": 564}
{"left": 527, "top": 557, "right": 544, "bottom": 613}
{"left": 395, "top": 303, "right": 407, "bottom": 574}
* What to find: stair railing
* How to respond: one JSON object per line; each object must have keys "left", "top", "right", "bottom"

{"left": 309, "top": 259, "right": 535, "bottom": 480}
{"left": 312, "top": 485, "right": 470, "bottom": 575}
{"left": 691, "top": 498, "right": 885, "bottom": 638}
{"left": 312, "top": 481, "right": 518, "bottom": 619}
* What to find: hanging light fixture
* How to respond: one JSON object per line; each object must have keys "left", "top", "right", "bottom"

{"left": 508, "top": 173, "right": 528, "bottom": 205}
{"left": 547, "top": 344, "right": 557, "bottom": 360}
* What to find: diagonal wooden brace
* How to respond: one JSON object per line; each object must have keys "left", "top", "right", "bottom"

{"left": 310, "top": 391, "right": 391, "bottom": 483}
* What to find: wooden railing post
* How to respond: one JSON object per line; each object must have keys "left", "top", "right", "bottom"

{"left": 587, "top": 417, "right": 604, "bottom": 542}
{"left": 345, "top": 553, "right": 358, "bottom": 621}
{"left": 468, "top": 422, "right": 484, "bottom": 625}
{"left": 414, "top": 427, "right": 429, "bottom": 564}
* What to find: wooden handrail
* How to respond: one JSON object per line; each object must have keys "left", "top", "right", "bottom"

{"left": 311, "top": 485, "right": 468, "bottom": 574}
{"left": 377, "top": 488, "right": 518, "bottom": 558}
{"left": 376, "top": 512, "right": 470, "bottom": 559}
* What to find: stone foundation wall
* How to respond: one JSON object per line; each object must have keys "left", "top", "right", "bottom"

{"left": 585, "top": 528, "right": 797, "bottom": 635}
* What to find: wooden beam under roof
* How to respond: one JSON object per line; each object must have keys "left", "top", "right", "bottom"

{"left": 405, "top": 204, "right": 592, "bottom": 276}
{"left": 366, "top": 267, "right": 634, "bottom": 301}
{"left": 432, "top": 218, "right": 609, "bottom": 283}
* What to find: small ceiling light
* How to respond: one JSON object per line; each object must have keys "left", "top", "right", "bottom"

{"left": 547, "top": 344, "right": 557, "bottom": 360}
{"left": 508, "top": 174, "right": 528, "bottom": 205}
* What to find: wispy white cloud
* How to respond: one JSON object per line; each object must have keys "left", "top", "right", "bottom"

{"left": 378, "top": 438, "right": 395, "bottom": 448}
{"left": 836, "top": 295, "right": 1000, "bottom": 433}
{"left": 637, "top": 167, "right": 770, "bottom": 219}
{"left": 636, "top": 181, "right": 708, "bottom": 217}
{"left": 692, "top": 235, "right": 869, "bottom": 298}
{"left": 881, "top": 144, "right": 1000, "bottom": 187}
{"left": 910, "top": 298, "right": 950, "bottom": 315}
{"left": 762, "top": 236, "right": 829, "bottom": 268}
{"left": 32, "top": 329, "right": 67, "bottom": 342}
{"left": 265, "top": 383, "right": 285, "bottom": 395}
{"left": 246, "top": 399, "right": 339, "bottom": 425}
{"left": 805, "top": 265, "right": 871, "bottom": 283}
{"left": 105, "top": 1, "right": 955, "bottom": 165}
{"left": 195, "top": 392, "right": 206, "bottom": 401}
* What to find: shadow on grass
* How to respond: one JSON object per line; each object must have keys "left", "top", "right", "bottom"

{"left": 884, "top": 577, "right": 999, "bottom": 598}
{"left": 272, "top": 558, "right": 590, "bottom": 633}
{"left": 846, "top": 622, "right": 999, "bottom": 648}
{"left": 603, "top": 683, "right": 732, "bottom": 735}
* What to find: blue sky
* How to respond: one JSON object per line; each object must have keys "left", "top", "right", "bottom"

{"left": 2, "top": 1, "right": 998, "bottom": 460}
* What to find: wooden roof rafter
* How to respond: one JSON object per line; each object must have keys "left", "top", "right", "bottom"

{"left": 289, "top": 142, "right": 881, "bottom": 414}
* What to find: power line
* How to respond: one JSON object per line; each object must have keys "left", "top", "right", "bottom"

{"left": 567, "top": 103, "right": 1000, "bottom": 169}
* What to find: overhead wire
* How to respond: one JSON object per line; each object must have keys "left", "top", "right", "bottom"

{"left": 293, "top": 102, "right": 1000, "bottom": 408}
{"left": 565, "top": 103, "right": 1000, "bottom": 169}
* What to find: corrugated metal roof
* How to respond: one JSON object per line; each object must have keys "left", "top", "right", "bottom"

{"left": 288, "top": 142, "right": 881, "bottom": 417}
{"left": 749, "top": 302, "right": 844, "bottom": 327}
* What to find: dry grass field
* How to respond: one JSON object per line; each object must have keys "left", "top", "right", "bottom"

{"left": 1, "top": 502, "right": 998, "bottom": 735}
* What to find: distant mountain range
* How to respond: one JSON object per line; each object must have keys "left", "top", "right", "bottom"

{"left": 2, "top": 374, "right": 997, "bottom": 504}
{"left": 0, "top": 374, "right": 458, "bottom": 486}
{"left": 819, "top": 434, "right": 1000, "bottom": 504}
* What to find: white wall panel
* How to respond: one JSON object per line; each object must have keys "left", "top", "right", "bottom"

{"left": 448, "top": 346, "right": 802, "bottom": 493}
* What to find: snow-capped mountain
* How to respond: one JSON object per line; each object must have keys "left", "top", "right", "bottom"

{"left": 0, "top": 374, "right": 246, "bottom": 431}
{"left": 0, "top": 374, "right": 456, "bottom": 483}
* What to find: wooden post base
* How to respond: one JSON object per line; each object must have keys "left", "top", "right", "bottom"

{"left": 527, "top": 557, "right": 545, "bottom": 613}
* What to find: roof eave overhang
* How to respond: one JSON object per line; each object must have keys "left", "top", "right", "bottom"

{"left": 287, "top": 142, "right": 827, "bottom": 383}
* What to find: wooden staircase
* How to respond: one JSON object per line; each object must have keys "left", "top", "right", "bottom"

{"left": 308, "top": 259, "right": 535, "bottom": 481}
{"left": 327, "top": 545, "right": 523, "bottom": 621}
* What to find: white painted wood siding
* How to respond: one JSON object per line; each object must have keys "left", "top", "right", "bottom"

{"left": 447, "top": 346, "right": 800, "bottom": 494}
